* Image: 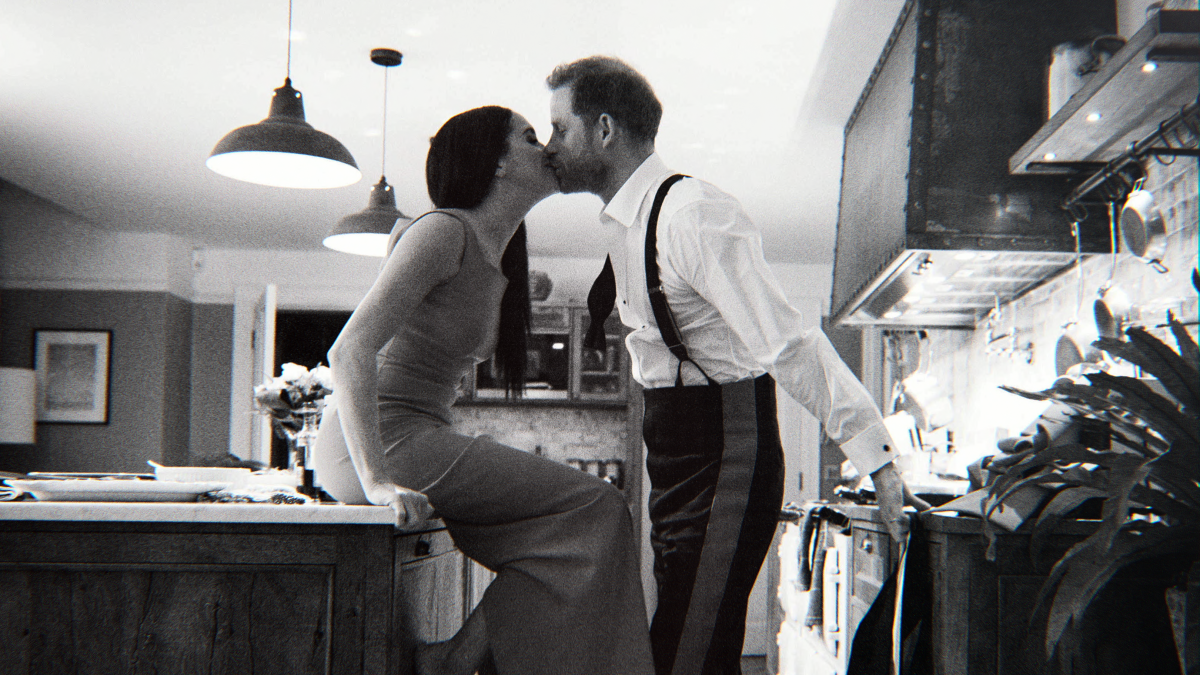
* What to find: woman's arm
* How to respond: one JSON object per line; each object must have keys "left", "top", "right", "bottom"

{"left": 327, "top": 212, "right": 465, "bottom": 527}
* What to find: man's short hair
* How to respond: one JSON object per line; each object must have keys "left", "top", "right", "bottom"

{"left": 546, "top": 56, "right": 662, "bottom": 143}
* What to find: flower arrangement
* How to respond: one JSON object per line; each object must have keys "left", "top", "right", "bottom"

{"left": 253, "top": 362, "right": 333, "bottom": 435}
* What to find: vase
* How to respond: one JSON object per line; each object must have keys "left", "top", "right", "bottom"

{"left": 286, "top": 405, "right": 321, "bottom": 496}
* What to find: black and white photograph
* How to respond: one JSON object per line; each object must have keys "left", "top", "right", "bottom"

{"left": 1, "top": 1, "right": 1197, "bottom": 673}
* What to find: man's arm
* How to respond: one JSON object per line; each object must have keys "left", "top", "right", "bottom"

{"left": 669, "top": 199, "right": 924, "bottom": 539}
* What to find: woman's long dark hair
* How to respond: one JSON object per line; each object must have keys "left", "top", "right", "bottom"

{"left": 426, "top": 106, "right": 530, "bottom": 398}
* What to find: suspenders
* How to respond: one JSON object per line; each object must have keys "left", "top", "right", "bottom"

{"left": 645, "top": 174, "right": 716, "bottom": 388}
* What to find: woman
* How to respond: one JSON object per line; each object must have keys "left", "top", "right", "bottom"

{"left": 323, "top": 106, "right": 653, "bottom": 675}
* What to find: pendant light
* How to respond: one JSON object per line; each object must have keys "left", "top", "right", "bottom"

{"left": 323, "top": 48, "right": 411, "bottom": 257}
{"left": 206, "top": 0, "right": 361, "bottom": 189}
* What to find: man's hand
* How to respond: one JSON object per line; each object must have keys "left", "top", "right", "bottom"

{"left": 363, "top": 480, "right": 436, "bottom": 531}
{"left": 870, "top": 462, "right": 929, "bottom": 542}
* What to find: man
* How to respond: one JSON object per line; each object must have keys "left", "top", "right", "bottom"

{"left": 544, "top": 56, "right": 921, "bottom": 675}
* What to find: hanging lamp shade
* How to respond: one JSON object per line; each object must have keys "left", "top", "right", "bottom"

{"left": 323, "top": 176, "right": 411, "bottom": 256}
{"left": 207, "top": 78, "right": 361, "bottom": 189}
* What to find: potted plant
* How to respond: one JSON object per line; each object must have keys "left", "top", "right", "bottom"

{"left": 983, "top": 317, "right": 1199, "bottom": 673}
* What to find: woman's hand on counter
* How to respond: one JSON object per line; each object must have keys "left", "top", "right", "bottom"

{"left": 362, "top": 479, "right": 436, "bottom": 530}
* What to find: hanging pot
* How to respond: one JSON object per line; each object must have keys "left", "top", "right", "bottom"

{"left": 1095, "top": 284, "right": 1134, "bottom": 339}
{"left": 1121, "top": 186, "right": 1170, "bottom": 273}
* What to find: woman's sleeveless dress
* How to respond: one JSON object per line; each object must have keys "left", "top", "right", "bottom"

{"left": 313, "top": 210, "right": 654, "bottom": 675}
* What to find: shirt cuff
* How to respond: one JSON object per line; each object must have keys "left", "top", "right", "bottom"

{"left": 839, "top": 421, "right": 897, "bottom": 476}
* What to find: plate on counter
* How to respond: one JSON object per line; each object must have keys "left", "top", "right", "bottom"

{"left": 2, "top": 479, "right": 230, "bottom": 502}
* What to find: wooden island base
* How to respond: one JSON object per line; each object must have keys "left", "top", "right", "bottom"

{"left": 0, "top": 502, "right": 468, "bottom": 675}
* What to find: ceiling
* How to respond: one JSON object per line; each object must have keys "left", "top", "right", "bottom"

{"left": 0, "top": 0, "right": 904, "bottom": 264}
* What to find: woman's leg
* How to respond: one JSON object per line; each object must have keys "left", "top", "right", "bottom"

{"left": 408, "top": 435, "right": 654, "bottom": 675}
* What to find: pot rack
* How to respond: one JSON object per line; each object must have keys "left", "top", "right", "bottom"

{"left": 1063, "top": 100, "right": 1200, "bottom": 218}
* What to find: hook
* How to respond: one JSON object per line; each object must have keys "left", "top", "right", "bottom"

{"left": 1067, "top": 202, "right": 1089, "bottom": 223}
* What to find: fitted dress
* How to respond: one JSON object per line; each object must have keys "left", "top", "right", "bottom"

{"left": 312, "top": 210, "right": 654, "bottom": 675}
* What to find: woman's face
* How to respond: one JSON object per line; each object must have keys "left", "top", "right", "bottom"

{"left": 498, "top": 113, "right": 560, "bottom": 201}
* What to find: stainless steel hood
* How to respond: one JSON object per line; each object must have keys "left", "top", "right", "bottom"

{"left": 830, "top": 0, "right": 1116, "bottom": 328}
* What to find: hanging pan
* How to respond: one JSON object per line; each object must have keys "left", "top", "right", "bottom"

{"left": 1120, "top": 179, "right": 1169, "bottom": 273}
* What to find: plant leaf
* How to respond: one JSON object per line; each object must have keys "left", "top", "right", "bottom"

{"left": 1030, "top": 486, "right": 1107, "bottom": 567}
{"left": 1041, "top": 524, "right": 1200, "bottom": 658}
{"left": 1168, "top": 317, "right": 1199, "bottom": 373}
{"left": 1087, "top": 371, "right": 1200, "bottom": 452}
{"left": 1099, "top": 327, "right": 1199, "bottom": 415}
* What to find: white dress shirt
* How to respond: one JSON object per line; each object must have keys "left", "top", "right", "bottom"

{"left": 600, "top": 153, "right": 896, "bottom": 475}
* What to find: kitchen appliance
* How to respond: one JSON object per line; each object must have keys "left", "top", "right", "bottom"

{"left": 831, "top": 0, "right": 1115, "bottom": 327}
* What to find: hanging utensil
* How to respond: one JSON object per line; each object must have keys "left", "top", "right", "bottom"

{"left": 1120, "top": 177, "right": 1170, "bottom": 273}
{"left": 1056, "top": 220, "right": 1102, "bottom": 377}
{"left": 1095, "top": 201, "right": 1132, "bottom": 339}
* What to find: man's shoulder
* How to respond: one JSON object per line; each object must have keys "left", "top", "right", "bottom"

{"left": 660, "top": 176, "right": 748, "bottom": 229}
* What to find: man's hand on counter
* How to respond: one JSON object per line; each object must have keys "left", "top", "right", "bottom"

{"left": 870, "top": 462, "right": 932, "bottom": 542}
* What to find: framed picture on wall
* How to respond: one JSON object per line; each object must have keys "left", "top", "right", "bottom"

{"left": 33, "top": 329, "right": 112, "bottom": 424}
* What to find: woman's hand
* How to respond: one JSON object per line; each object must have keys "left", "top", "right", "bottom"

{"left": 363, "top": 480, "right": 436, "bottom": 531}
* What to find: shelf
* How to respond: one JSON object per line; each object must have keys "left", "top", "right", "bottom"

{"left": 1010, "top": 9, "right": 1200, "bottom": 175}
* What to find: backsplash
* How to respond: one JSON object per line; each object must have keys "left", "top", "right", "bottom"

{"left": 450, "top": 404, "right": 630, "bottom": 465}
{"left": 921, "top": 156, "right": 1198, "bottom": 469}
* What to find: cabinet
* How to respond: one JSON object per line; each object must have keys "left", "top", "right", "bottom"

{"left": 0, "top": 517, "right": 468, "bottom": 675}
{"left": 466, "top": 306, "right": 629, "bottom": 404}
{"left": 392, "top": 528, "right": 467, "bottom": 672}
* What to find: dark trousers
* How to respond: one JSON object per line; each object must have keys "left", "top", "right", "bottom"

{"left": 642, "top": 374, "right": 786, "bottom": 675}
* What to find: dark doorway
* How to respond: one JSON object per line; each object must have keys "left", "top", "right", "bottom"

{"left": 270, "top": 310, "right": 352, "bottom": 468}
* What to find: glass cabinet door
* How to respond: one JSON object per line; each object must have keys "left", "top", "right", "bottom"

{"left": 570, "top": 308, "right": 629, "bottom": 402}
{"left": 463, "top": 305, "right": 629, "bottom": 404}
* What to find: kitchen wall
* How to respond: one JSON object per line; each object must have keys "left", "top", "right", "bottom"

{"left": 2, "top": 178, "right": 834, "bottom": 491}
{"left": 918, "top": 157, "right": 1198, "bottom": 468}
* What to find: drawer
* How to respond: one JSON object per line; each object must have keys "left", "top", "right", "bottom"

{"left": 395, "top": 528, "right": 456, "bottom": 564}
{"left": 851, "top": 527, "right": 891, "bottom": 599}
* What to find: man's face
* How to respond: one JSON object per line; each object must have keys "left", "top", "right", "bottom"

{"left": 545, "top": 86, "right": 607, "bottom": 195}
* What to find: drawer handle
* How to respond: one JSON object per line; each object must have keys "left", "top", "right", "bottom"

{"left": 414, "top": 540, "right": 431, "bottom": 557}
{"left": 861, "top": 538, "right": 873, "bottom": 554}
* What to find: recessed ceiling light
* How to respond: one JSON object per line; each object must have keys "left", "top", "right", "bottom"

{"left": 883, "top": 310, "right": 903, "bottom": 319}
{"left": 954, "top": 252, "right": 977, "bottom": 261}
{"left": 1086, "top": 112, "right": 1103, "bottom": 122}
{"left": 1043, "top": 152, "right": 1057, "bottom": 160}
{"left": 1142, "top": 62, "right": 1158, "bottom": 73}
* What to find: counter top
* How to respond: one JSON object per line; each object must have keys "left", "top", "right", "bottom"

{"left": 0, "top": 500, "right": 423, "bottom": 526}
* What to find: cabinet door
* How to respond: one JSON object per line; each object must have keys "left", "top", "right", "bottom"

{"left": 847, "top": 524, "right": 892, "bottom": 645}
{"left": 0, "top": 566, "right": 332, "bottom": 675}
{"left": 571, "top": 308, "right": 629, "bottom": 402}
{"left": 393, "top": 530, "right": 465, "bottom": 651}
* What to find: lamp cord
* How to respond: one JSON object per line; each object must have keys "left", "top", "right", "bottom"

{"left": 285, "top": 0, "right": 293, "bottom": 81}
{"left": 381, "top": 66, "right": 389, "bottom": 178}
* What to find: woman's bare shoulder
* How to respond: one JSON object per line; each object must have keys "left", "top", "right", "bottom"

{"left": 389, "top": 210, "right": 467, "bottom": 258}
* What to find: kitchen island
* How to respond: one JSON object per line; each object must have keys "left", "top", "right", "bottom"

{"left": 0, "top": 501, "right": 468, "bottom": 675}
{"left": 786, "top": 504, "right": 1182, "bottom": 675}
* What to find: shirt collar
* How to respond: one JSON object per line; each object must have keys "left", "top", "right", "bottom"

{"left": 600, "top": 153, "right": 671, "bottom": 229}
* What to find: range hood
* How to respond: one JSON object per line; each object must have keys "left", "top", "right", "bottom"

{"left": 830, "top": 0, "right": 1115, "bottom": 327}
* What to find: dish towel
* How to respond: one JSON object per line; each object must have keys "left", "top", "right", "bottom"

{"left": 847, "top": 515, "right": 932, "bottom": 675}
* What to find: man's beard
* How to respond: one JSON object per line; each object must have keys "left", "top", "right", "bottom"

{"left": 555, "top": 156, "right": 607, "bottom": 195}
